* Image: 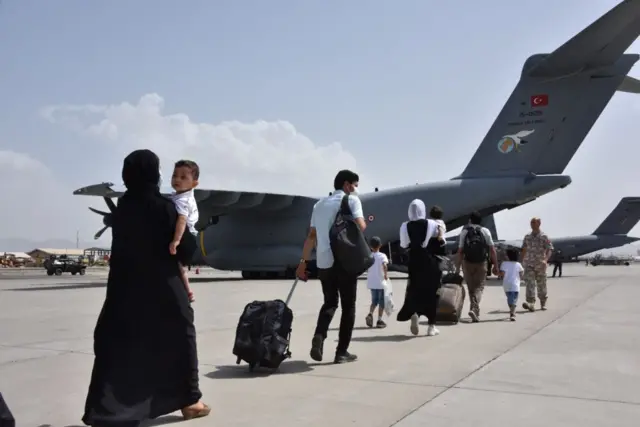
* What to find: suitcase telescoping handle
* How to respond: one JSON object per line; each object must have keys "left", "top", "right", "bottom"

{"left": 285, "top": 278, "right": 299, "bottom": 306}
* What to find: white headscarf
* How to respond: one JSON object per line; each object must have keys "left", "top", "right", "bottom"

{"left": 408, "top": 199, "right": 427, "bottom": 221}
{"left": 400, "top": 199, "right": 439, "bottom": 248}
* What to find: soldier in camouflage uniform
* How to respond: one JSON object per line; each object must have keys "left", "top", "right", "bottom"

{"left": 521, "top": 217, "right": 553, "bottom": 312}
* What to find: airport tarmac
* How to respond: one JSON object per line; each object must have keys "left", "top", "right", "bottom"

{"left": 0, "top": 264, "right": 639, "bottom": 426}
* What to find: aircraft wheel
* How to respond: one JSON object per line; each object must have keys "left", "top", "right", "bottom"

{"left": 283, "top": 268, "right": 296, "bottom": 280}
{"left": 266, "top": 271, "right": 278, "bottom": 280}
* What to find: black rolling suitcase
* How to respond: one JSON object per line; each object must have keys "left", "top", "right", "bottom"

{"left": 232, "top": 279, "right": 299, "bottom": 372}
{"left": 0, "top": 393, "right": 15, "bottom": 427}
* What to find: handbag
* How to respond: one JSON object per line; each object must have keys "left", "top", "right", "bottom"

{"left": 382, "top": 279, "right": 395, "bottom": 316}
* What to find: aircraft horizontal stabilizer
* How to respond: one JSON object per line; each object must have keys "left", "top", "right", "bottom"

{"left": 527, "top": 0, "right": 640, "bottom": 78}
{"left": 618, "top": 75, "right": 640, "bottom": 93}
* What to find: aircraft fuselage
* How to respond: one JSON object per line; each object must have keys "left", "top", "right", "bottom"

{"left": 500, "top": 234, "right": 640, "bottom": 261}
{"left": 198, "top": 174, "right": 571, "bottom": 272}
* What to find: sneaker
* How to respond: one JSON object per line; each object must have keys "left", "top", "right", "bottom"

{"left": 334, "top": 351, "right": 358, "bottom": 364}
{"left": 468, "top": 311, "right": 480, "bottom": 323}
{"left": 365, "top": 313, "right": 373, "bottom": 328}
{"left": 410, "top": 314, "right": 419, "bottom": 335}
{"left": 309, "top": 334, "right": 324, "bottom": 362}
{"left": 376, "top": 319, "right": 387, "bottom": 328}
{"left": 540, "top": 300, "right": 547, "bottom": 311}
{"left": 426, "top": 325, "right": 440, "bottom": 336}
{"left": 510, "top": 313, "right": 516, "bottom": 321}
{"left": 522, "top": 302, "right": 535, "bottom": 312}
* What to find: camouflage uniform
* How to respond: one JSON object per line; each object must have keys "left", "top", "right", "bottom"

{"left": 522, "top": 231, "right": 553, "bottom": 310}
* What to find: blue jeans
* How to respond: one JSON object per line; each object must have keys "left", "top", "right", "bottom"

{"left": 505, "top": 291, "right": 519, "bottom": 306}
{"left": 370, "top": 289, "right": 385, "bottom": 309}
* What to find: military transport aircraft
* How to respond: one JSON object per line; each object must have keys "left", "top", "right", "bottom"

{"left": 495, "top": 197, "right": 640, "bottom": 262}
{"left": 75, "top": 0, "right": 640, "bottom": 279}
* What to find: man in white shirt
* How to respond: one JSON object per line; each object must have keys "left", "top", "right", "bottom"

{"left": 296, "top": 170, "right": 366, "bottom": 364}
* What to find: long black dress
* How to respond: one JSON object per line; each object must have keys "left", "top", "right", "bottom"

{"left": 82, "top": 150, "right": 201, "bottom": 427}
{"left": 397, "top": 219, "right": 445, "bottom": 322}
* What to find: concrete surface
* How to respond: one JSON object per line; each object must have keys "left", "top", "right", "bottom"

{"left": 0, "top": 264, "right": 639, "bottom": 426}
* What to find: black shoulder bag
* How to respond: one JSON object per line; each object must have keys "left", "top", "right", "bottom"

{"left": 329, "top": 195, "right": 374, "bottom": 276}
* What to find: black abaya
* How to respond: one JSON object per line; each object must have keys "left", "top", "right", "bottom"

{"left": 82, "top": 150, "right": 201, "bottom": 427}
{"left": 397, "top": 220, "right": 445, "bottom": 322}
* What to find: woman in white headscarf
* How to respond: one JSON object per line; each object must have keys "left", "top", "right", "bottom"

{"left": 396, "top": 199, "right": 446, "bottom": 337}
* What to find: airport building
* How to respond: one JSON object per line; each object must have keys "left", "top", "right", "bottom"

{"left": 83, "top": 247, "right": 111, "bottom": 259}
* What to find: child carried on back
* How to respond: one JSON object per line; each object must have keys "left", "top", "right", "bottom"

{"left": 169, "top": 160, "right": 200, "bottom": 303}
{"left": 499, "top": 248, "right": 524, "bottom": 321}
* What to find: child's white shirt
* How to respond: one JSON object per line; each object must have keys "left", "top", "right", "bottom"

{"left": 170, "top": 189, "right": 199, "bottom": 236}
{"left": 500, "top": 261, "right": 524, "bottom": 293}
{"left": 367, "top": 252, "right": 388, "bottom": 290}
{"left": 434, "top": 219, "right": 446, "bottom": 236}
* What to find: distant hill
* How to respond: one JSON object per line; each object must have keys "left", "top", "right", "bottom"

{"left": 0, "top": 238, "right": 108, "bottom": 252}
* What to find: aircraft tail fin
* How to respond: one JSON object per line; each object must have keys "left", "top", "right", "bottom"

{"left": 592, "top": 197, "right": 640, "bottom": 235}
{"left": 481, "top": 214, "right": 499, "bottom": 241}
{"left": 457, "top": 0, "right": 640, "bottom": 179}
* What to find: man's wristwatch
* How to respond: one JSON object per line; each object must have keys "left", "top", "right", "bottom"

{"left": 299, "top": 258, "right": 307, "bottom": 264}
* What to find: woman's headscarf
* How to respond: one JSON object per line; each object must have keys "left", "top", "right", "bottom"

{"left": 408, "top": 199, "right": 427, "bottom": 221}
{"left": 122, "top": 149, "right": 162, "bottom": 193}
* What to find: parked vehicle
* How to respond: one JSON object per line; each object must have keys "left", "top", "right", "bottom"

{"left": 43, "top": 256, "right": 87, "bottom": 276}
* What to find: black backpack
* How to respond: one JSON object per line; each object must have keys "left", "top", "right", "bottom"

{"left": 329, "top": 194, "right": 374, "bottom": 276}
{"left": 462, "top": 225, "right": 488, "bottom": 263}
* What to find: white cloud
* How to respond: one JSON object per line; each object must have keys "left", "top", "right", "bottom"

{"left": 42, "top": 93, "right": 367, "bottom": 197}
{"left": 0, "top": 150, "right": 104, "bottom": 245}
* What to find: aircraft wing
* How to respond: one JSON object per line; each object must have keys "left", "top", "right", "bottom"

{"left": 74, "top": 182, "right": 319, "bottom": 229}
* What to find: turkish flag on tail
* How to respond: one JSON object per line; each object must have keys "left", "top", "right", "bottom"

{"left": 530, "top": 94, "right": 548, "bottom": 107}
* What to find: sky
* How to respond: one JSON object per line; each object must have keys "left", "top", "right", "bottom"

{"left": 1, "top": 0, "right": 640, "bottom": 253}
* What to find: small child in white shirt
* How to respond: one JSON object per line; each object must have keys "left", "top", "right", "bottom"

{"left": 365, "top": 236, "right": 389, "bottom": 329}
{"left": 429, "top": 205, "right": 447, "bottom": 236}
{"left": 169, "top": 160, "right": 200, "bottom": 303}
{"left": 499, "top": 248, "right": 524, "bottom": 321}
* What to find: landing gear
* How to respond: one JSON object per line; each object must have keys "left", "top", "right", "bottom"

{"left": 240, "top": 263, "right": 317, "bottom": 280}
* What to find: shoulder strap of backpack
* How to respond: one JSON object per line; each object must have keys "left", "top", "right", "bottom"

{"left": 340, "top": 194, "right": 352, "bottom": 215}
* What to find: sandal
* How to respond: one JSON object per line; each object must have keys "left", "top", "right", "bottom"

{"left": 181, "top": 402, "right": 211, "bottom": 420}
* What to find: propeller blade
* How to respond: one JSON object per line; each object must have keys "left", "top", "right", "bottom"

{"left": 105, "top": 197, "right": 117, "bottom": 212}
{"left": 94, "top": 226, "right": 109, "bottom": 240}
{"left": 89, "top": 207, "right": 109, "bottom": 216}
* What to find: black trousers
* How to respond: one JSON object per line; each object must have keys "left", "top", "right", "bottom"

{"left": 425, "top": 287, "right": 440, "bottom": 325}
{"left": 314, "top": 264, "right": 358, "bottom": 354}
{"left": 552, "top": 263, "right": 562, "bottom": 277}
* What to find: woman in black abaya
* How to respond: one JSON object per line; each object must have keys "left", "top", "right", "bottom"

{"left": 82, "top": 149, "right": 210, "bottom": 427}
{"left": 396, "top": 199, "right": 446, "bottom": 337}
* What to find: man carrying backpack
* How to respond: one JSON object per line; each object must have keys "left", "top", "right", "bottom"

{"left": 296, "top": 169, "right": 367, "bottom": 364}
{"left": 455, "top": 211, "right": 498, "bottom": 322}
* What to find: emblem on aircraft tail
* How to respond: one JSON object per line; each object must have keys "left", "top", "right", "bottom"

{"left": 497, "top": 129, "right": 535, "bottom": 153}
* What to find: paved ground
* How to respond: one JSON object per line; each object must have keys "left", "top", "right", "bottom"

{"left": 0, "top": 264, "right": 638, "bottom": 426}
